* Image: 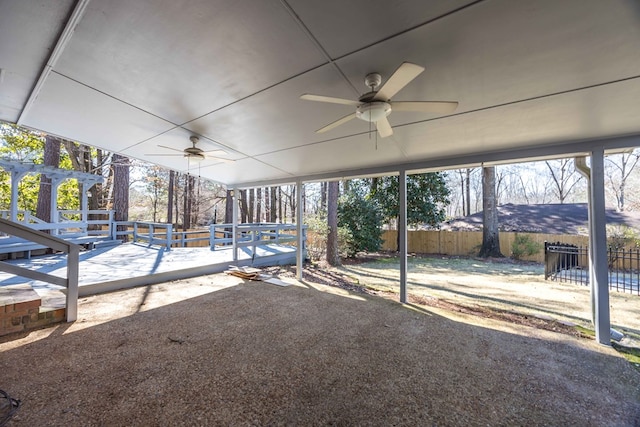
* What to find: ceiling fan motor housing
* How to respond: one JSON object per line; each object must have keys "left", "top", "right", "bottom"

{"left": 356, "top": 101, "right": 391, "bottom": 123}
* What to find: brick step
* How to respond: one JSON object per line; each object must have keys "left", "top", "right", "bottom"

{"left": 0, "top": 284, "right": 66, "bottom": 337}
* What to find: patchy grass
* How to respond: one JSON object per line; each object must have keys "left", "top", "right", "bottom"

{"left": 612, "top": 343, "right": 640, "bottom": 372}
{"left": 334, "top": 253, "right": 640, "bottom": 366}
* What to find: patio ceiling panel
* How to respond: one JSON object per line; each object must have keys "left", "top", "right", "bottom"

{"left": 284, "top": 0, "right": 476, "bottom": 59}
{"left": 120, "top": 126, "right": 246, "bottom": 172}
{"left": 183, "top": 64, "right": 363, "bottom": 157}
{"left": 395, "top": 78, "right": 640, "bottom": 161}
{"left": 334, "top": 0, "right": 640, "bottom": 118}
{"left": 51, "top": 0, "right": 326, "bottom": 126}
{"left": 20, "top": 73, "right": 175, "bottom": 152}
{"left": 196, "top": 157, "right": 293, "bottom": 186}
{"left": 254, "top": 133, "right": 407, "bottom": 179}
{"left": 0, "top": 0, "right": 75, "bottom": 123}
{"left": 1, "top": 0, "right": 640, "bottom": 187}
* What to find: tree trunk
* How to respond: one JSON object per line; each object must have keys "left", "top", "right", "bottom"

{"left": 183, "top": 175, "right": 190, "bottom": 231}
{"left": 239, "top": 190, "right": 248, "bottom": 223}
{"left": 326, "top": 181, "right": 340, "bottom": 266}
{"left": 112, "top": 154, "right": 130, "bottom": 242}
{"left": 465, "top": 168, "right": 471, "bottom": 216}
{"left": 320, "top": 182, "right": 327, "bottom": 211}
{"left": 270, "top": 186, "right": 277, "bottom": 222}
{"left": 174, "top": 173, "right": 181, "bottom": 228}
{"left": 479, "top": 166, "right": 503, "bottom": 258}
{"left": 224, "top": 189, "right": 233, "bottom": 223}
{"left": 248, "top": 188, "right": 255, "bottom": 223}
{"left": 36, "top": 135, "right": 61, "bottom": 223}
{"left": 256, "top": 187, "right": 262, "bottom": 223}
{"left": 264, "top": 187, "right": 270, "bottom": 221}
{"left": 167, "top": 170, "right": 174, "bottom": 224}
{"left": 190, "top": 175, "right": 197, "bottom": 226}
{"left": 290, "top": 185, "right": 296, "bottom": 223}
{"left": 278, "top": 187, "right": 282, "bottom": 223}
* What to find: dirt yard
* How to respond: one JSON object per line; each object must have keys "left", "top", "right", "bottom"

{"left": 1, "top": 264, "right": 639, "bottom": 426}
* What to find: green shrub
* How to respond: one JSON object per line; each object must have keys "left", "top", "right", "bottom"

{"left": 338, "top": 191, "right": 384, "bottom": 258}
{"left": 511, "top": 234, "right": 542, "bottom": 260}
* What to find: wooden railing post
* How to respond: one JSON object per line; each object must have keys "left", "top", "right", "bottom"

{"left": 166, "top": 223, "right": 173, "bottom": 250}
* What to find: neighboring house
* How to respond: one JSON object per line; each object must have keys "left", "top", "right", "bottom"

{"left": 441, "top": 203, "right": 640, "bottom": 235}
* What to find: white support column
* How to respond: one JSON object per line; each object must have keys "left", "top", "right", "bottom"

{"left": 590, "top": 148, "right": 610, "bottom": 345}
{"left": 574, "top": 157, "right": 596, "bottom": 325}
{"left": 296, "top": 180, "right": 304, "bottom": 280}
{"left": 399, "top": 170, "right": 408, "bottom": 304}
{"left": 66, "top": 245, "right": 79, "bottom": 322}
{"left": 50, "top": 177, "right": 64, "bottom": 235}
{"left": 80, "top": 181, "right": 89, "bottom": 228}
{"left": 232, "top": 188, "right": 238, "bottom": 262}
{"left": 10, "top": 171, "right": 27, "bottom": 222}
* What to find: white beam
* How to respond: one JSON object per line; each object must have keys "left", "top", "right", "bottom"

{"left": 590, "top": 148, "right": 610, "bottom": 345}
{"left": 232, "top": 188, "right": 238, "bottom": 262}
{"left": 17, "top": 0, "right": 92, "bottom": 125}
{"left": 230, "top": 134, "right": 640, "bottom": 189}
{"left": 399, "top": 170, "right": 408, "bottom": 304}
{"left": 296, "top": 180, "right": 304, "bottom": 280}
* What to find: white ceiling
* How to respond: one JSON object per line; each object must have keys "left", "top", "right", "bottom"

{"left": 1, "top": 0, "right": 639, "bottom": 187}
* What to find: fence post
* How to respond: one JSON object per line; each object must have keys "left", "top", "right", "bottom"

{"left": 166, "top": 224, "right": 172, "bottom": 251}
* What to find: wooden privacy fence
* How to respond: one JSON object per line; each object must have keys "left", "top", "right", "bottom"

{"left": 381, "top": 230, "right": 589, "bottom": 263}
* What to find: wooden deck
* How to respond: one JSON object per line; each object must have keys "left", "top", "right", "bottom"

{"left": 0, "top": 242, "right": 297, "bottom": 309}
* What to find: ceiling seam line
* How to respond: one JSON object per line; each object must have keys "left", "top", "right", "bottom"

{"left": 50, "top": 71, "right": 179, "bottom": 125}
{"left": 17, "top": 0, "right": 92, "bottom": 126}
{"left": 392, "top": 74, "right": 640, "bottom": 130}
{"left": 251, "top": 74, "right": 640, "bottom": 157}
{"left": 278, "top": 0, "right": 359, "bottom": 95}
{"left": 331, "top": 0, "right": 488, "bottom": 63}
{"left": 46, "top": 71, "right": 256, "bottom": 159}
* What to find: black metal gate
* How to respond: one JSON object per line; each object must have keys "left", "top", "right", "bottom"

{"left": 544, "top": 241, "right": 640, "bottom": 295}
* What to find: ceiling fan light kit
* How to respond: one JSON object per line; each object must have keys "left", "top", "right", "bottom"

{"left": 356, "top": 101, "right": 391, "bottom": 123}
{"left": 301, "top": 62, "right": 458, "bottom": 138}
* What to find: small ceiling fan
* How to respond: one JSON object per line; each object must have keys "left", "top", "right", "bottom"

{"left": 301, "top": 62, "right": 458, "bottom": 138}
{"left": 146, "top": 136, "right": 234, "bottom": 163}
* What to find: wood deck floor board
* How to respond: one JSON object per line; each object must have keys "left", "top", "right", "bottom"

{"left": 0, "top": 243, "right": 297, "bottom": 306}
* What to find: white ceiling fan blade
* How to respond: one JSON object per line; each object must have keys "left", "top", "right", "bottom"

{"left": 391, "top": 101, "right": 458, "bottom": 114}
{"left": 374, "top": 62, "right": 425, "bottom": 101}
{"left": 376, "top": 117, "right": 393, "bottom": 138}
{"left": 157, "top": 144, "right": 185, "bottom": 153}
{"left": 301, "top": 94, "right": 360, "bottom": 106}
{"left": 316, "top": 112, "right": 358, "bottom": 133}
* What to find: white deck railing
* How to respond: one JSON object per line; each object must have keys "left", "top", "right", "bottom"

{"left": 0, "top": 217, "right": 79, "bottom": 322}
{"left": 210, "top": 222, "right": 306, "bottom": 256}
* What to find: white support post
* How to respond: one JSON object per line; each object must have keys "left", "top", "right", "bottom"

{"left": 10, "top": 171, "right": 27, "bottom": 222}
{"left": 66, "top": 245, "right": 79, "bottom": 322}
{"left": 399, "top": 170, "right": 408, "bottom": 304}
{"left": 575, "top": 157, "right": 596, "bottom": 325}
{"left": 50, "top": 177, "right": 64, "bottom": 235}
{"left": 80, "top": 182, "right": 89, "bottom": 230}
{"left": 590, "top": 148, "right": 610, "bottom": 345}
{"left": 296, "top": 180, "right": 304, "bottom": 280}
{"left": 232, "top": 188, "right": 238, "bottom": 262}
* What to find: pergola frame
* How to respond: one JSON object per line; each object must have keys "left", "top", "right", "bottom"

{"left": 0, "top": 159, "right": 103, "bottom": 232}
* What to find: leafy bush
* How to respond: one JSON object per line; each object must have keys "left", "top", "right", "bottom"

{"left": 511, "top": 234, "right": 542, "bottom": 260}
{"left": 338, "top": 191, "right": 384, "bottom": 257}
{"left": 607, "top": 225, "right": 640, "bottom": 250}
{"left": 304, "top": 212, "right": 353, "bottom": 261}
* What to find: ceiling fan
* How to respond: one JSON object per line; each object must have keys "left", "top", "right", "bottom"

{"left": 146, "top": 136, "right": 234, "bottom": 163}
{"left": 301, "top": 62, "right": 458, "bottom": 138}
